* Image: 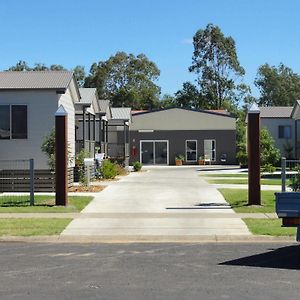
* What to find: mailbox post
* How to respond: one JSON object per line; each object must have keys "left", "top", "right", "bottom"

{"left": 84, "top": 158, "right": 94, "bottom": 186}
{"left": 55, "top": 105, "right": 68, "bottom": 206}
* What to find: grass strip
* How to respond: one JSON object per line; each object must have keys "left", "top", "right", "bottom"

{"left": 0, "top": 196, "right": 93, "bottom": 213}
{"left": 203, "top": 173, "right": 248, "bottom": 178}
{"left": 243, "top": 219, "right": 296, "bottom": 236}
{"left": 0, "top": 218, "right": 72, "bottom": 236}
{"left": 218, "top": 189, "right": 277, "bottom": 213}
{"left": 207, "top": 178, "right": 284, "bottom": 185}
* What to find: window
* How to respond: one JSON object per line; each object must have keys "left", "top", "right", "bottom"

{"left": 278, "top": 125, "right": 291, "bottom": 139}
{"left": 0, "top": 105, "right": 10, "bottom": 139}
{"left": 204, "top": 139, "right": 216, "bottom": 161}
{"left": 186, "top": 140, "right": 197, "bottom": 162}
{"left": 0, "top": 105, "right": 27, "bottom": 139}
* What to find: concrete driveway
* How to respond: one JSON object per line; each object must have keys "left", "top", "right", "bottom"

{"left": 61, "top": 166, "right": 250, "bottom": 240}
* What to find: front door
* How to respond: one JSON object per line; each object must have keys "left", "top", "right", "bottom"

{"left": 141, "top": 141, "right": 168, "bottom": 165}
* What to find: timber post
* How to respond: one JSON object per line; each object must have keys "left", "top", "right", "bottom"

{"left": 55, "top": 105, "right": 68, "bottom": 206}
{"left": 247, "top": 103, "right": 261, "bottom": 205}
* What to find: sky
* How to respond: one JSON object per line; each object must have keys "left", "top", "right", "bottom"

{"left": 1, "top": 0, "right": 300, "bottom": 98}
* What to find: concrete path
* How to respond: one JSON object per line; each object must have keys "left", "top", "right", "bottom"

{"left": 61, "top": 167, "right": 251, "bottom": 239}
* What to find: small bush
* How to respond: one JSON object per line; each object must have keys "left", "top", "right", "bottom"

{"left": 100, "top": 160, "right": 117, "bottom": 179}
{"left": 175, "top": 155, "right": 185, "bottom": 161}
{"left": 133, "top": 161, "right": 142, "bottom": 172}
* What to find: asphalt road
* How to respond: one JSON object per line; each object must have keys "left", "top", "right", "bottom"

{"left": 0, "top": 242, "right": 300, "bottom": 300}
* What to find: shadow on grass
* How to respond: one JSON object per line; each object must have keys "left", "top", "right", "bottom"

{"left": 0, "top": 197, "right": 55, "bottom": 207}
{"left": 220, "top": 245, "right": 300, "bottom": 270}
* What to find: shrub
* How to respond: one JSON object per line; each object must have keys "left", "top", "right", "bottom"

{"left": 133, "top": 161, "right": 142, "bottom": 172}
{"left": 175, "top": 155, "right": 185, "bottom": 161}
{"left": 100, "top": 160, "right": 117, "bottom": 179}
{"left": 289, "top": 164, "right": 300, "bottom": 192}
{"left": 75, "top": 150, "right": 91, "bottom": 184}
{"left": 41, "top": 128, "right": 74, "bottom": 170}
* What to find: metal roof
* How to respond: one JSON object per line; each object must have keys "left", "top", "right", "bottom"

{"left": 132, "top": 107, "right": 235, "bottom": 118}
{"left": 111, "top": 107, "right": 131, "bottom": 120}
{"left": 0, "top": 71, "right": 74, "bottom": 89}
{"left": 259, "top": 106, "right": 293, "bottom": 118}
{"left": 98, "top": 100, "right": 110, "bottom": 113}
{"left": 79, "top": 88, "right": 97, "bottom": 104}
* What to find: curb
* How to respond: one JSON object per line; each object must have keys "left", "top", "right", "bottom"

{"left": 0, "top": 235, "right": 296, "bottom": 244}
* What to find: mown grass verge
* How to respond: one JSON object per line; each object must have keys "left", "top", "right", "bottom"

{"left": 0, "top": 218, "right": 72, "bottom": 236}
{"left": 203, "top": 173, "right": 248, "bottom": 178}
{"left": 218, "top": 189, "right": 277, "bottom": 213}
{"left": 208, "top": 178, "right": 284, "bottom": 185}
{"left": 243, "top": 219, "right": 296, "bottom": 236}
{"left": 0, "top": 196, "right": 93, "bottom": 213}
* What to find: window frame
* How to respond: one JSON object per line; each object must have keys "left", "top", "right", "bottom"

{"left": 185, "top": 140, "right": 198, "bottom": 162}
{"left": 278, "top": 125, "right": 292, "bottom": 139}
{"left": 0, "top": 104, "right": 28, "bottom": 140}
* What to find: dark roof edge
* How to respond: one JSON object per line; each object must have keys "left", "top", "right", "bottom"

{"left": 132, "top": 107, "right": 235, "bottom": 118}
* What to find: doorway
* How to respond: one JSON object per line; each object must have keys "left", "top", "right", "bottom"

{"left": 140, "top": 140, "right": 169, "bottom": 165}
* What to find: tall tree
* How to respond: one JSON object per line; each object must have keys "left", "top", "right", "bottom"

{"left": 84, "top": 52, "right": 161, "bottom": 109}
{"left": 174, "top": 82, "right": 205, "bottom": 109}
{"left": 72, "top": 66, "right": 85, "bottom": 87}
{"left": 159, "top": 94, "right": 176, "bottom": 108}
{"left": 255, "top": 63, "right": 300, "bottom": 106}
{"left": 189, "top": 24, "right": 245, "bottom": 109}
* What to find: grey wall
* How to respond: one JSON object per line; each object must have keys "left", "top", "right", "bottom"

{"left": 261, "top": 118, "right": 296, "bottom": 157}
{"left": 129, "top": 130, "right": 236, "bottom": 165}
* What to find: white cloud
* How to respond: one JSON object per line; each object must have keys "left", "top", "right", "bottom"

{"left": 181, "top": 38, "right": 193, "bottom": 45}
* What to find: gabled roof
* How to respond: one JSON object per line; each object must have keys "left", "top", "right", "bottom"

{"left": 132, "top": 107, "right": 234, "bottom": 118}
{"left": 291, "top": 100, "right": 300, "bottom": 120}
{"left": 111, "top": 107, "right": 132, "bottom": 120}
{"left": 98, "top": 100, "right": 110, "bottom": 114}
{"left": 259, "top": 106, "right": 293, "bottom": 118}
{"left": 79, "top": 87, "right": 97, "bottom": 104}
{"left": 0, "top": 71, "right": 74, "bottom": 90}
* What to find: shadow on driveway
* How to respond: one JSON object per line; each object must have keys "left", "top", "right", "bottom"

{"left": 220, "top": 244, "right": 300, "bottom": 270}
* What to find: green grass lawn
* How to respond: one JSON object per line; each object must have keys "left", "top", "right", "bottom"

{"left": 207, "top": 178, "right": 284, "bottom": 185}
{"left": 203, "top": 173, "right": 248, "bottom": 178}
{"left": 0, "top": 218, "right": 72, "bottom": 236}
{"left": 243, "top": 219, "right": 297, "bottom": 236}
{"left": 0, "top": 196, "right": 93, "bottom": 213}
{"left": 218, "top": 189, "right": 277, "bottom": 213}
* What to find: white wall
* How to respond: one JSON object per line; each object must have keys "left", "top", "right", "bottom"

{"left": 58, "top": 87, "right": 76, "bottom": 167}
{"left": 0, "top": 90, "right": 58, "bottom": 169}
{"left": 130, "top": 108, "right": 236, "bottom": 131}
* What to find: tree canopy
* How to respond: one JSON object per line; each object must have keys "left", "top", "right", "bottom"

{"left": 84, "top": 52, "right": 161, "bottom": 109}
{"left": 174, "top": 82, "right": 206, "bottom": 109}
{"left": 6, "top": 61, "right": 85, "bottom": 87}
{"left": 255, "top": 63, "right": 300, "bottom": 106}
{"left": 189, "top": 23, "right": 246, "bottom": 109}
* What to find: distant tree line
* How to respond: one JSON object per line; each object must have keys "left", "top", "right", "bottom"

{"left": 8, "top": 22, "right": 300, "bottom": 168}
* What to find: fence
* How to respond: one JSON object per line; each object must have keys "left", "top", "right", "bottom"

{"left": 281, "top": 157, "right": 300, "bottom": 192}
{"left": 0, "top": 160, "right": 73, "bottom": 192}
{"left": 0, "top": 159, "right": 34, "bottom": 206}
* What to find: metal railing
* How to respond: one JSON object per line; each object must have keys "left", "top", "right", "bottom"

{"left": 281, "top": 157, "right": 300, "bottom": 192}
{"left": 0, "top": 159, "right": 34, "bottom": 206}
